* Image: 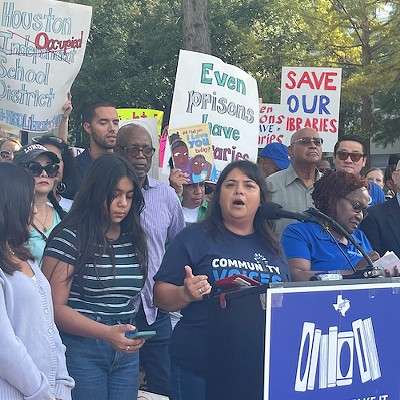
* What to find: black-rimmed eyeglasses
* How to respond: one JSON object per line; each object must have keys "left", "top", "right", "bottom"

{"left": 343, "top": 197, "right": 368, "bottom": 218}
{"left": 336, "top": 151, "right": 365, "bottom": 162}
{"left": 24, "top": 162, "right": 59, "bottom": 178}
{"left": 118, "top": 146, "right": 155, "bottom": 157}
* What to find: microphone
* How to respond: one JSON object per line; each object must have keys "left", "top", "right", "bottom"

{"left": 306, "top": 207, "right": 383, "bottom": 279}
{"left": 260, "top": 202, "right": 313, "bottom": 222}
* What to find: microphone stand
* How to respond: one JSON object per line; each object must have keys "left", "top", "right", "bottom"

{"left": 306, "top": 208, "right": 383, "bottom": 279}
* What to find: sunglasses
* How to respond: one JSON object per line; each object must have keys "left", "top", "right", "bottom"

{"left": 25, "top": 162, "right": 59, "bottom": 178}
{"left": 0, "top": 150, "right": 14, "bottom": 159}
{"left": 343, "top": 197, "right": 368, "bottom": 218}
{"left": 291, "top": 137, "right": 324, "bottom": 146}
{"left": 32, "top": 135, "right": 64, "bottom": 145}
{"left": 205, "top": 183, "right": 215, "bottom": 195}
{"left": 118, "top": 146, "right": 155, "bottom": 157}
{"left": 336, "top": 151, "right": 365, "bottom": 162}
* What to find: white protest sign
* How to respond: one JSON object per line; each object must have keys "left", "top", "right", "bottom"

{"left": 258, "top": 103, "right": 289, "bottom": 148}
{"left": 280, "top": 67, "right": 342, "bottom": 151}
{"left": 168, "top": 50, "right": 259, "bottom": 178}
{"left": 0, "top": 0, "right": 92, "bottom": 132}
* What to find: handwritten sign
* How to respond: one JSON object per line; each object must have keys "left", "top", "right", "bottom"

{"left": 259, "top": 103, "right": 289, "bottom": 148}
{"left": 280, "top": 67, "right": 342, "bottom": 150}
{"left": 117, "top": 108, "right": 164, "bottom": 135}
{"left": 167, "top": 50, "right": 259, "bottom": 177}
{"left": 0, "top": 0, "right": 92, "bottom": 132}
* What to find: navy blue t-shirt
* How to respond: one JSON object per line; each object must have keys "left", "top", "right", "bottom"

{"left": 154, "top": 222, "right": 290, "bottom": 375}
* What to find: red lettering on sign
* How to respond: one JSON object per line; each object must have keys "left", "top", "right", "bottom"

{"left": 284, "top": 71, "right": 338, "bottom": 90}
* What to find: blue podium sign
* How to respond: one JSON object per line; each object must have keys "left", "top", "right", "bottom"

{"left": 264, "top": 282, "right": 400, "bottom": 400}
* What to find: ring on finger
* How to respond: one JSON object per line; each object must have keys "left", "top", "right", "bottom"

{"left": 199, "top": 287, "right": 203, "bottom": 294}
{"left": 126, "top": 345, "right": 130, "bottom": 351}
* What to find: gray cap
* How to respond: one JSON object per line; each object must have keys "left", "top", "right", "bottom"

{"left": 13, "top": 144, "right": 59, "bottom": 166}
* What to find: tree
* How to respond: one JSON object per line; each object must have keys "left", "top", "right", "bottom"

{"left": 181, "top": 0, "right": 211, "bottom": 53}
{"left": 287, "top": 0, "right": 400, "bottom": 146}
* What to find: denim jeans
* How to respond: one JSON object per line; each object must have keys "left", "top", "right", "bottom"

{"left": 170, "top": 360, "right": 206, "bottom": 400}
{"left": 136, "top": 305, "right": 172, "bottom": 396}
{"left": 61, "top": 315, "right": 139, "bottom": 400}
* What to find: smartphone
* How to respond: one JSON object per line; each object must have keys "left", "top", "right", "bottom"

{"left": 125, "top": 330, "right": 156, "bottom": 340}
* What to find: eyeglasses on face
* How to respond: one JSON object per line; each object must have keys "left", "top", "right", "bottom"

{"left": 0, "top": 150, "right": 14, "bottom": 159}
{"left": 24, "top": 162, "right": 59, "bottom": 178}
{"left": 291, "top": 137, "right": 324, "bottom": 146}
{"left": 32, "top": 135, "right": 63, "bottom": 145}
{"left": 119, "top": 146, "right": 155, "bottom": 157}
{"left": 343, "top": 197, "right": 368, "bottom": 218}
{"left": 336, "top": 151, "right": 364, "bottom": 162}
{"left": 205, "top": 183, "right": 215, "bottom": 195}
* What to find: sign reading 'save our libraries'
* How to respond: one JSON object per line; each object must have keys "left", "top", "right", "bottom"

{"left": 280, "top": 67, "right": 342, "bottom": 150}
{"left": 168, "top": 50, "right": 259, "bottom": 178}
{"left": 0, "top": 0, "right": 92, "bottom": 132}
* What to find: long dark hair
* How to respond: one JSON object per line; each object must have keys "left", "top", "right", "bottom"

{"left": 46, "top": 154, "right": 148, "bottom": 285}
{"left": 203, "top": 160, "right": 282, "bottom": 254}
{"left": 0, "top": 163, "right": 35, "bottom": 274}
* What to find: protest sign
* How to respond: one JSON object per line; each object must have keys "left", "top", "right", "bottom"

{"left": 0, "top": 0, "right": 92, "bottom": 132}
{"left": 258, "top": 103, "right": 289, "bottom": 148}
{"left": 168, "top": 123, "right": 216, "bottom": 183}
{"left": 167, "top": 50, "right": 259, "bottom": 178}
{"left": 117, "top": 108, "right": 164, "bottom": 135}
{"left": 280, "top": 67, "right": 342, "bottom": 150}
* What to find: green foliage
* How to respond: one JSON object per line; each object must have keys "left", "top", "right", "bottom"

{"left": 65, "top": 0, "right": 400, "bottom": 146}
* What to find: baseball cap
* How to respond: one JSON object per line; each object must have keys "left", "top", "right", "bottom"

{"left": 13, "top": 143, "right": 60, "bottom": 166}
{"left": 259, "top": 142, "right": 290, "bottom": 170}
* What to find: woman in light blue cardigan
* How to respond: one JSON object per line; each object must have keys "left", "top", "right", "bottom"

{"left": 0, "top": 163, "right": 74, "bottom": 400}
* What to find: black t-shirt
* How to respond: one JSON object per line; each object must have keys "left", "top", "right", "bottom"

{"left": 154, "top": 222, "right": 290, "bottom": 374}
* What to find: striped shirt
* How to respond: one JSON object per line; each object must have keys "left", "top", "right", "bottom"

{"left": 44, "top": 227, "right": 143, "bottom": 318}
{"left": 133, "top": 176, "right": 185, "bottom": 324}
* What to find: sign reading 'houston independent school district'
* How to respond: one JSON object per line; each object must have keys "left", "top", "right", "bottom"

{"left": 0, "top": 0, "right": 92, "bottom": 132}
{"left": 280, "top": 67, "right": 342, "bottom": 151}
{"left": 168, "top": 50, "right": 259, "bottom": 178}
{"left": 264, "top": 282, "right": 400, "bottom": 400}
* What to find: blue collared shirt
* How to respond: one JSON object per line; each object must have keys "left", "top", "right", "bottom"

{"left": 281, "top": 220, "right": 373, "bottom": 271}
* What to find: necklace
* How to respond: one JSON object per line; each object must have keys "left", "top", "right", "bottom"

{"left": 34, "top": 206, "right": 49, "bottom": 232}
{"left": 31, "top": 221, "right": 47, "bottom": 241}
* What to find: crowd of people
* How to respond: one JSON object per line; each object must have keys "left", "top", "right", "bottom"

{"left": 1, "top": 98, "right": 400, "bottom": 400}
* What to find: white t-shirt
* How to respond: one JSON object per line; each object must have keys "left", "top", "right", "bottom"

{"left": 182, "top": 206, "right": 200, "bottom": 224}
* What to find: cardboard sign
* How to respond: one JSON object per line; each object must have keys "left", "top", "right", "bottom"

{"left": 167, "top": 50, "right": 259, "bottom": 178}
{"left": 117, "top": 108, "right": 164, "bottom": 135}
{"left": 280, "top": 67, "right": 342, "bottom": 150}
{"left": 0, "top": 0, "right": 92, "bottom": 132}
{"left": 258, "top": 103, "right": 288, "bottom": 148}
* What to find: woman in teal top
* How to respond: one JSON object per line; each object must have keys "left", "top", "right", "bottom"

{"left": 42, "top": 154, "right": 148, "bottom": 400}
{"left": 13, "top": 143, "right": 66, "bottom": 265}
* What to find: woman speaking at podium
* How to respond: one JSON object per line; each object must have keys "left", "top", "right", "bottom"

{"left": 154, "top": 160, "right": 290, "bottom": 400}
{"left": 281, "top": 170, "right": 381, "bottom": 281}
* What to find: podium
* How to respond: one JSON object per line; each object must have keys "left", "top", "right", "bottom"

{"left": 206, "top": 279, "right": 400, "bottom": 400}
{"left": 206, "top": 285, "right": 268, "bottom": 400}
